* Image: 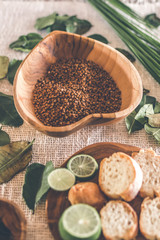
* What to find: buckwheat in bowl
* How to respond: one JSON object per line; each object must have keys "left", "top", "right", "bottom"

{"left": 13, "top": 31, "right": 142, "bottom": 137}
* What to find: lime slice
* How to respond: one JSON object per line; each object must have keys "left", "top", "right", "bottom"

{"left": 67, "top": 154, "right": 98, "bottom": 179}
{"left": 59, "top": 204, "right": 101, "bottom": 240}
{"left": 48, "top": 168, "right": 75, "bottom": 191}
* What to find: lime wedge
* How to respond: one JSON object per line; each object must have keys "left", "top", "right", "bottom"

{"left": 67, "top": 154, "right": 98, "bottom": 179}
{"left": 48, "top": 168, "right": 75, "bottom": 191}
{"left": 59, "top": 204, "right": 101, "bottom": 240}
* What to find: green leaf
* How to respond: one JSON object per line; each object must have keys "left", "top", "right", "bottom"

{"left": 26, "top": 33, "right": 43, "bottom": 40}
{"left": 48, "top": 19, "right": 66, "bottom": 32}
{"left": 144, "top": 13, "right": 160, "bottom": 28}
{"left": 9, "top": 33, "right": 42, "bottom": 52}
{"left": 23, "top": 163, "right": 44, "bottom": 212}
{"left": 125, "top": 104, "right": 154, "bottom": 133}
{"left": 88, "top": 34, "right": 109, "bottom": 44}
{"left": 35, "top": 161, "right": 54, "bottom": 203}
{"left": 24, "top": 39, "right": 42, "bottom": 49}
{"left": 125, "top": 110, "right": 144, "bottom": 133}
{"left": 35, "top": 12, "right": 58, "bottom": 30}
{"left": 9, "top": 47, "right": 30, "bottom": 53}
{"left": 39, "top": 13, "right": 92, "bottom": 34}
{"left": 48, "top": 15, "right": 70, "bottom": 32}
{"left": 7, "top": 59, "right": 22, "bottom": 84}
{"left": 0, "top": 92, "right": 23, "bottom": 127}
{"left": 115, "top": 48, "right": 136, "bottom": 62}
{"left": 0, "top": 56, "right": 9, "bottom": 79}
{"left": 154, "top": 101, "right": 160, "bottom": 114}
{"left": 0, "top": 140, "right": 34, "bottom": 184}
{"left": 23, "top": 161, "right": 54, "bottom": 212}
{"left": 66, "top": 16, "right": 92, "bottom": 35}
{"left": 136, "top": 104, "right": 154, "bottom": 124}
{"left": 138, "top": 94, "right": 156, "bottom": 111}
{"left": 144, "top": 124, "right": 160, "bottom": 142}
{"left": 148, "top": 114, "right": 160, "bottom": 128}
{"left": 143, "top": 88, "right": 150, "bottom": 95}
{"left": 145, "top": 95, "right": 156, "bottom": 106}
{"left": 0, "top": 127, "right": 10, "bottom": 146}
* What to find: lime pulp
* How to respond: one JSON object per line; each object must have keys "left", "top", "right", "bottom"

{"left": 47, "top": 168, "right": 75, "bottom": 191}
{"left": 67, "top": 154, "right": 98, "bottom": 179}
{"left": 59, "top": 203, "right": 101, "bottom": 240}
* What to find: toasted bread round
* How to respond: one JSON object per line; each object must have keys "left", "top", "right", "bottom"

{"left": 100, "top": 200, "right": 138, "bottom": 240}
{"left": 140, "top": 197, "right": 160, "bottom": 240}
{"left": 132, "top": 149, "right": 160, "bottom": 198}
{"left": 99, "top": 152, "right": 143, "bottom": 201}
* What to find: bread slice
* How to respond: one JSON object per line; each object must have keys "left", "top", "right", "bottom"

{"left": 100, "top": 200, "right": 138, "bottom": 240}
{"left": 132, "top": 149, "right": 160, "bottom": 198}
{"left": 99, "top": 152, "right": 143, "bottom": 201}
{"left": 140, "top": 197, "right": 160, "bottom": 240}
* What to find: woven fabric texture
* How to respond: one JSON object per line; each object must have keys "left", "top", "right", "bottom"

{"left": 0, "top": 1, "right": 160, "bottom": 239}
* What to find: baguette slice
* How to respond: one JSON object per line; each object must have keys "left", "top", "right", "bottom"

{"left": 140, "top": 197, "right": 160, "bottom": 240}
{"left": 100, "top": 200, "right": 138, "bottom": 240}
{"left": 132, "top": 149, "right": 160, "bottom": 198}
{"left": 99, "top": 152, "right": 143, "bottom": 201}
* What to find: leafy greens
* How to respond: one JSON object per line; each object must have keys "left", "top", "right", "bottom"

{"left": 144, "top": 13, "right": 160, "bottom": 28}
{"left": 22, "top": 161, "right": 54, "bottom": 212}
{"left": 8, "top": 59, "right": 22, "bottom": 84}
{"left": 9, "top": 33, "right": 42, "bottom": 52}
{"left": 0, "top": 92, "right": 23, "bottom": 127}
{"left": 0, "top": 56, "right": 9, "bottom": 79}
{"left": 88, "top": 34, "right": 109, "bottom": 44}
{"left": 0, "top": 127, "right": 10, "bottom": 146}
{"left": 125, "top": 92, "right": 160, "bottom": 143}
{"left": 35, "top": 13, "right": 92, "bottom": 34}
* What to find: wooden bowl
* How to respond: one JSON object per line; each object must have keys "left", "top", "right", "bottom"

{"left": 13, "top": 31, "right": 142, "bottom": 137}
{"left": 0, "top": 198, "right": 27, "bottom": 240}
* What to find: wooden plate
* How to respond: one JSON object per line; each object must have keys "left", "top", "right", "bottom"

{"left": 0, "top": 198, "right": 27, "bottom": 240}
{"left": 46, "top": 142, "right": 145, "bottom": 240}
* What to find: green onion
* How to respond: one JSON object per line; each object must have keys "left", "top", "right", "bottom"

{"left": 88, "top": 0, "right": 160, "bottom": 83}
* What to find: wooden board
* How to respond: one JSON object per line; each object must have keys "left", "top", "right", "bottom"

{"left": 46, "top": 142, "right": 145, "bottom": 240}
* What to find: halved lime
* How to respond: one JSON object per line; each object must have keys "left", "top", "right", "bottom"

{"left": 48, "top": 168, "right": 75, "bottom": 191}
{"left": 67, "top": 154, "right": 98, "bottom": 179}
{"left": 59, "top": 203, "right": 101, "bottom": 240}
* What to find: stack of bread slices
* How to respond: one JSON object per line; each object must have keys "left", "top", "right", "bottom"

{"left": 99, "top": 149, "right": 160, "bottom": 240}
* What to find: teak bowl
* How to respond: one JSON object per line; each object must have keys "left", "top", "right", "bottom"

{"left": 13, "top": 31, "right": 142, "bottom": 137}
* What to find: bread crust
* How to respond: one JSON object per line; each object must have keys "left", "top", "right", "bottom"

{"left": 140, "top": 197, "right": 160, "bottom": 240}
{"left": 100, "top": 200, "right": 138, "bottom": 240}
{"left": 68, "top": 182, "right": 107, "bottom": 211}
{"left": 132, "top": 149, "right": 160, "bottom": 198}
{"left": 99, "top": 152, "right": 143, "bottom": 201}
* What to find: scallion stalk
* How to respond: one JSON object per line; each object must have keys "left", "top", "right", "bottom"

{"left": 88, "top": 0, "right": 160, "bottom": 83}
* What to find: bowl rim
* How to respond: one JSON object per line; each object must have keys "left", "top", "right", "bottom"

{"left": 13, "top": 30, "right": 143, "bottom": 134}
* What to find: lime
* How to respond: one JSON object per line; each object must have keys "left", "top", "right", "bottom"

{"left": 67, "top": 154, "right": 98, "bottom": 179}
{"left": 48, "top": 168, "right": 75, "bottom": 191}
{"left": 59, "top": 204, "right": 101, "bottom": 240}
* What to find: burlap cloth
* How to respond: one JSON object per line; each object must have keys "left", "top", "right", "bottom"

{"left": 0, "top": 0, "right": 160, "bottom": 239}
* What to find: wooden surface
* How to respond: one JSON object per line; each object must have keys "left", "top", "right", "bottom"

{"left": 46, "top": 142, "right": 145, "bottom": 240}
{"left": 13, "top": 31, "right": 142, "bottom": 137}
{"left": 0, "top": 198, "right": 27, "bottom": 240}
